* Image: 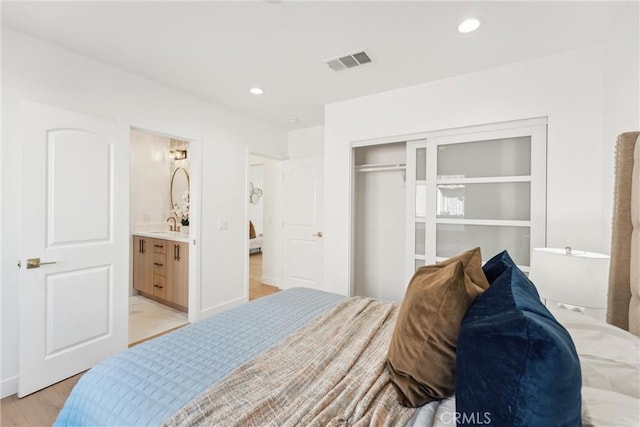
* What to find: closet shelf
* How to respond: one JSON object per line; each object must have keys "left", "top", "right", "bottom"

{"left": 355, "top": 163, "right": 407, "bottom": 173}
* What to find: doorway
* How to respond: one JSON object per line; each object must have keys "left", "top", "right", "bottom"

{"left": 17, "top": 102, "right": 202, "bottom": 397}
{"left": 129, "top": 129, "right": 195, "bottom": 344}
{"left": 248, "top": 154, "right": 281, "bottom": 300}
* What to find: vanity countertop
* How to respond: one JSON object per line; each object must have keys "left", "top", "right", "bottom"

{"left": 133, "top": 230, "right": 189, "bottom": 243}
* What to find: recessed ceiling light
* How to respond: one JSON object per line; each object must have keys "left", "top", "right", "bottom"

{"left": 288, "top": 118, "right": 299, "bottom": 123}
{"left": 249, "top": 87, "right": 264, "bottom": 95}
{"left": 458, "top": 18, "right": 481, "bottom": 33}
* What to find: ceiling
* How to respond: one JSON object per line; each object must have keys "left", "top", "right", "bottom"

{"left": 2, "top": 1, "right": 637, "bottom": 130}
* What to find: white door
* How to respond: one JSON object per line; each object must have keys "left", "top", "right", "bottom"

{"left": 18, "top": 102, "right": 129, "bottom": 397}
{"left": 282, "top": 158, "right": 323, "bottom": 289}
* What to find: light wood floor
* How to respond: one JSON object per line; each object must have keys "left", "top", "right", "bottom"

{"left": 249, "top": 252, "right": 279, "bottom": 300}
{"left": 0, "top": 374, "right": 82, "bottom": 427}
{"left": 1, "top": 253, "right": 279, "bottom": 426}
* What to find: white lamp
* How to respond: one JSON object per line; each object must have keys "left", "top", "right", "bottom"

{"left": 529, "top": 247, "right": 610, "bottom": 314}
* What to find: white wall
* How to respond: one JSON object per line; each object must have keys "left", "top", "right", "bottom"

{"left": 323, "top": 40, "right": 639, "bottom": 297}
{"left": 1, "top": 29, "right": 287, "bottom": 397}
{"left": 130, "top": 129, "right": 173, "bottom": 230}
{"left": 288, "top": 125, "right": 324, "bottom": 159}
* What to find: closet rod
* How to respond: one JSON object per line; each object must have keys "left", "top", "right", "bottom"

{"left": 355, "top": 162, "right": 407, "bottom": 172}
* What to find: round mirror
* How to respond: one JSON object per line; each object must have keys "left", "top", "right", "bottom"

{"left": 171, "top": 167, "right": 190, "bottom": 211}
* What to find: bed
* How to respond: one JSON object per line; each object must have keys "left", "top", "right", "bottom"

{"left": 608, "top": 131, "right": 640, "bottom": 335}
{"left": 249, "top": 235, "right": 263, "bottom": 253}
{"left": 56, "top": 133, "right": 639, "bottom": 426}
{"left": 249, "top": 220, "right": 262, "bottom": 253}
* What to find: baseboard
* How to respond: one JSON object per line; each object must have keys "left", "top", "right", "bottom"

{"left": 199, "top": 296, "right": 247, "bottom": 320}
{"left": 261, "top": 275, "right": 280, "bottom": 287}
{"left": 1, "top": 375, "right": 18, "bottom": 399}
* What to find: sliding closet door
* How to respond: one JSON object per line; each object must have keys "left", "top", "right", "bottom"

{"left": 406, "top": 119, "right": 547, "bottom": 278}
{"left": 405, "top": 139, "right": 428, "bottom": 282}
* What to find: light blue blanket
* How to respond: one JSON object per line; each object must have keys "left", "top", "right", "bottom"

{"left": 55, "top": 288, "right": 345, "bottom": 426}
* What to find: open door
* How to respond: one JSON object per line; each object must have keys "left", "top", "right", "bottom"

{"left": 18, "top": 102, "right": 129, "bottom": 396}
{"left": 282, "top": 158, "right": 323, "bottom": 290}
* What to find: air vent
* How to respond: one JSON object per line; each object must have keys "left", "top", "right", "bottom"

{"left": 325, "top": 50, "right": 373, "bottom": 72}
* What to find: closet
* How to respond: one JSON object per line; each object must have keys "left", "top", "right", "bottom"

{"left": 353, "top": 142, "right": 408, "bottom": 302}
{"left": 352, "top": 118, "right": 547, "bottom": 302}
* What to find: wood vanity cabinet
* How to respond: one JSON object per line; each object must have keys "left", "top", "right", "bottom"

{"left": 166, "top": 241, "right": 189, "bottom": 308}
{"left": 133, "top": 236, "right": 154, "bottom": 295}
{"left": 133, "top": 235, "right": 188, "bottom": 311}
{"left": 151, "top": 239, "right": 168, "bottom": 301}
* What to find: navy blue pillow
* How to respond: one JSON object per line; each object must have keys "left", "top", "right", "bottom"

{"left": 456, "top": 251, "right": 581, "bottom": 427}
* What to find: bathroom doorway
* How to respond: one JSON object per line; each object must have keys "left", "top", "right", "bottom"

{"left": 129, "top": 129, "right": 196, "bottom": 345}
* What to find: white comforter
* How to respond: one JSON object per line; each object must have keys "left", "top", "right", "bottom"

{"left": 407, "top": 307, "right": 640, "bottom": 427}
{"left": 549, "top": 306, "right": 640, "bottom": 427}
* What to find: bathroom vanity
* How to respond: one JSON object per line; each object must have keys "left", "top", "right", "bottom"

{"left": 133, "top": 231, "right": 189, "bottom": 311}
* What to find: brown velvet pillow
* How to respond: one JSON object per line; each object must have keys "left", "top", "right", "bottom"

{"left": 249, "top": 221, "right": 256, "bottom": 239}
{"left": 387, "top": 247, "right": 489, "bottom": 407}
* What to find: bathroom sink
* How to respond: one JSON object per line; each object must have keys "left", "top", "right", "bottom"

{"left": 133, "top": 230, "right": 189, "bottom": 242}
{"left": 149, "top": 230, "right": 182, "bottom": 236}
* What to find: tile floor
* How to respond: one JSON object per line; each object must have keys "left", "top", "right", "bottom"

{"left": 129, "top": 295, "right": 188, "bottom": 345}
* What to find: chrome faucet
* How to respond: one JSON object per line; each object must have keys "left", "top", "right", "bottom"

{"left": 166, "top": 216, "right": 178, "bottom": 232}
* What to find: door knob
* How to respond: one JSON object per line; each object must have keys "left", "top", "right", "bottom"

{"left": 312, "top": 232, "right": 323, "bottom": 238}
{"left": 26, "top": 258, "right": 57, "bottom": 269}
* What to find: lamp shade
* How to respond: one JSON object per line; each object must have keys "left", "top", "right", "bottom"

{"left": 529, "top": 248, "right": 610, "bottom": 309}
